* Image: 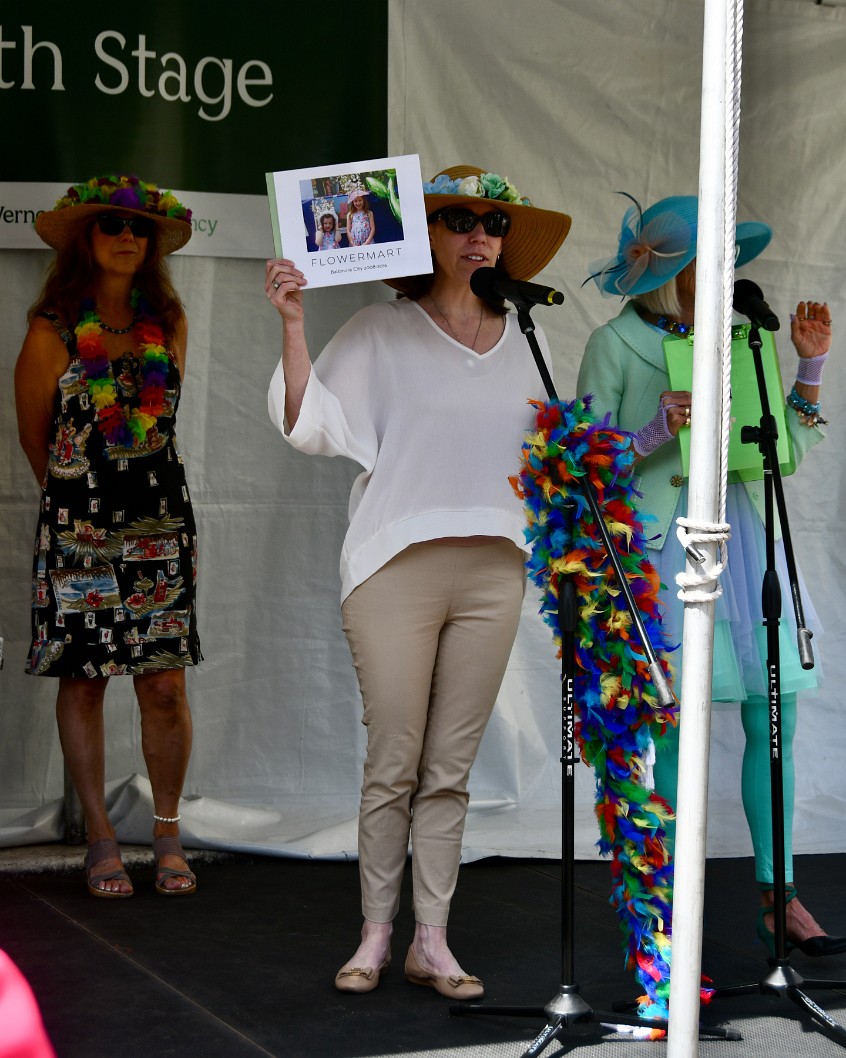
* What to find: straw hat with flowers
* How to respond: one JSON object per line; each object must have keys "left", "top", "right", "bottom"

{"left": 35, "top": 174, "right": 193, "bottom": 256}
{"left": 386, "top": 164, "right": 571, "bottom": 295}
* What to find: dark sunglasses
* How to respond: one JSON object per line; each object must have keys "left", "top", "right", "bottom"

{"left": 429, "top": 207, "right": 511, "bottom": 238}
{"left": 95, "top": 213, "right": 155, "bottom": 238}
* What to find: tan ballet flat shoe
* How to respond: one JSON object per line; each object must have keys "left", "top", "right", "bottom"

{"left": 404, "top": 945, "right": 484, "bottom": 1000}
{"left": 334, "top": 951, "right": 391, "bottom": 993}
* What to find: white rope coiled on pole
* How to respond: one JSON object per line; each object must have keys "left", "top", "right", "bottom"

{"left": 674, "top": 516, "right": 731, "bottom": 603}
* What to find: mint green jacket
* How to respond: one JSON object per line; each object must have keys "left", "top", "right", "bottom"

{"left": 577, "top": 302, "right": 825, "bottom": 551}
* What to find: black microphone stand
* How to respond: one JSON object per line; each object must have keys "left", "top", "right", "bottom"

{"left": 708, "top": 322, "right": 846, "bottom": 1047}
{"left": 452, "top": 300, "right": 738, "bottom": 1054}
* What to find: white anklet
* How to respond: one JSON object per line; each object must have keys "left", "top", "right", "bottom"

{"left": 153, "top": 814, "right": 181, "bottom": 823}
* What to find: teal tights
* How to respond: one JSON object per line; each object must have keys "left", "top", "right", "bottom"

{"left": 652, "top": 693, "right": 797, "bottom": 886}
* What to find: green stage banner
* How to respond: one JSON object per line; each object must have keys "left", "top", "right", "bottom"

{"left": 0, "top": 2, "right": 388, "bottom": 256}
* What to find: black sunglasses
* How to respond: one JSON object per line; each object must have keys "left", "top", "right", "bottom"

{"left": 428, "top": 207, "right": 511, "bottom": 238}
{"left": 95, "top": 213, "right": 155, "bottom": 238}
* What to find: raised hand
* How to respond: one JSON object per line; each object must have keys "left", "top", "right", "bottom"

{"left": 791, "top": 300, "right": 831, "bottom": 360}
{"left": 266, "top": 258, "right": 307, "bottom": 324}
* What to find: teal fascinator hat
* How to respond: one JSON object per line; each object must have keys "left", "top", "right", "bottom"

{"left": 587, "top": 194, "right": 772, "bottom": 297}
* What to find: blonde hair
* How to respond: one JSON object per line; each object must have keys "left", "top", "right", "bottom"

{"left": 633, "top": 277, "right": 682, "bottom": 320}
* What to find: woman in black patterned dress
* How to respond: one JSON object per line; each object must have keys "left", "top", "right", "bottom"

{"left": 14, "top": 175, "right": 200, "bottom": 898}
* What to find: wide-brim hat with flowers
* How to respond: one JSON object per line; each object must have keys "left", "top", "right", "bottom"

{"left": 35, "top": 174, "right": 193, "bottom": 256}
{"left": 587, "top": 193, "right": 771, "bottom": 297}
{"left": 385, "top": 164, "right": 572, "bottom": 294}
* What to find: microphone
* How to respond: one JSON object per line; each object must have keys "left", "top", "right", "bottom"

{"left": 470, "top": 267, "right": 564, "bottom": 307}
{"left": 733, "top": 279, "right": 780, "bottom": 331}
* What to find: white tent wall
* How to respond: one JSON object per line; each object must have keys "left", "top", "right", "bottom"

{"left": 0, "top": 0, "right": 844, "bottom": 862}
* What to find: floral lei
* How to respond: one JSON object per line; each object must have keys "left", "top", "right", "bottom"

{"left": 511, "top": 395, "right": 682, "bottom": 1022}
{"left": 75, "top": 290, "right": 170, "bottom": 448}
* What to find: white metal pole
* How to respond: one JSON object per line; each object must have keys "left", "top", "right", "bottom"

{"left": 667, "top": 0, "right": 740, "bottom": 1053}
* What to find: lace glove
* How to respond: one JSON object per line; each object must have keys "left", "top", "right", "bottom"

{"left": 795, "top": 351, "right": 827, "bottom": 386}
{"left": 633, "top": 404, "right": 675, "bottom": 457}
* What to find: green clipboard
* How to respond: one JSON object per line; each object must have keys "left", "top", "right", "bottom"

{"left": 663, "top": 324, "right": 795, "bottom": 482}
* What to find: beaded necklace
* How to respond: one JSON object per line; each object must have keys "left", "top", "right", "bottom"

{"left": 98, "top": 313, "right": 136, "bottom": 335}
{"left": 74, "top": 289, "right": 170, "bottom": 448}
{"left": 635, "top": 305, "right": 693, "bottom": 336}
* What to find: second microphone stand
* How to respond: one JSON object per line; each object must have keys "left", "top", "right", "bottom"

{"left": 708, "top": 322, "right": 846, "bottom": 1047}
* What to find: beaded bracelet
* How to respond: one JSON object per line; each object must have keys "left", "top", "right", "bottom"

{"left": 787, "top": 385, "right": 828, "bottom": 427}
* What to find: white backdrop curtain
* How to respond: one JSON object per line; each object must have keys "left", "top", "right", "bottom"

{"left": 1, "top": 0, "right": 844, "bottom": 861}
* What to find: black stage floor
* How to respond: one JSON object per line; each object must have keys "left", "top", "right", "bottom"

{"left": 2, "top": 851, "right": 845, "bottom": 1058}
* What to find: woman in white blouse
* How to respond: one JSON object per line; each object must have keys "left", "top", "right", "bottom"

{"left": 266, "top": 165, "right": 571, "bottom": 998}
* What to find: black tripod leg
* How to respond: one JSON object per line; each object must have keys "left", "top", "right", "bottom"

{"left": 523, "top": 1016, "right": 567, "bottom": 1058}
{"left": 787, "top": 988, "right": 846, "bottom": 1047}
{"left": 799, "top": 976, "right": 846, "bottom": 989}
{"left": 710, "top": 982, "right": 763, "bottom": 999}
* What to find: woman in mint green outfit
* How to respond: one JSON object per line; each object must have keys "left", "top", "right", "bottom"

{"left": 578, "top": 194, "right": 843, "bottom": 957}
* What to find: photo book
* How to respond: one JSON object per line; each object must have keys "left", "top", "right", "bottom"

{"left": 265, "top": 153, "right": 432, "bottom": 289}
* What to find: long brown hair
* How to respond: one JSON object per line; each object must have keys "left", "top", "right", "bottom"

{"left": 28, "top": 217, "right": 185, "bottom": 342}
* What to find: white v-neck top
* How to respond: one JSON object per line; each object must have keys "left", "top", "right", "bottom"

{"left": 268, "top": 299, "right": 553, "bottom": 601}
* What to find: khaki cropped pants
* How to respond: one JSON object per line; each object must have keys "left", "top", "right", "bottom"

{"left": 341, "top": 539, "right": 525, "bottom": 927}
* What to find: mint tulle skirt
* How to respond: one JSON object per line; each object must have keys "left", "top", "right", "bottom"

{"left": 650, "top": 482, "right": 822, "bottom": 703}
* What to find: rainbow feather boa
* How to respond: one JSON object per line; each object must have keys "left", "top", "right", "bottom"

{"left": 511, "top": 395, "right": 679, "bottom": 1020}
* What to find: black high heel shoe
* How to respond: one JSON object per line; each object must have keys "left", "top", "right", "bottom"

{"left": 756, "top": 885, "right": 846, "bottom": 958}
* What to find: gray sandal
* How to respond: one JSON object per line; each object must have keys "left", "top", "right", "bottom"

{"left": 85, "top": 838, "right": 133, "bottom": 899}
{"left": 153, "top": 834, "right": 197, "bottom": 896}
